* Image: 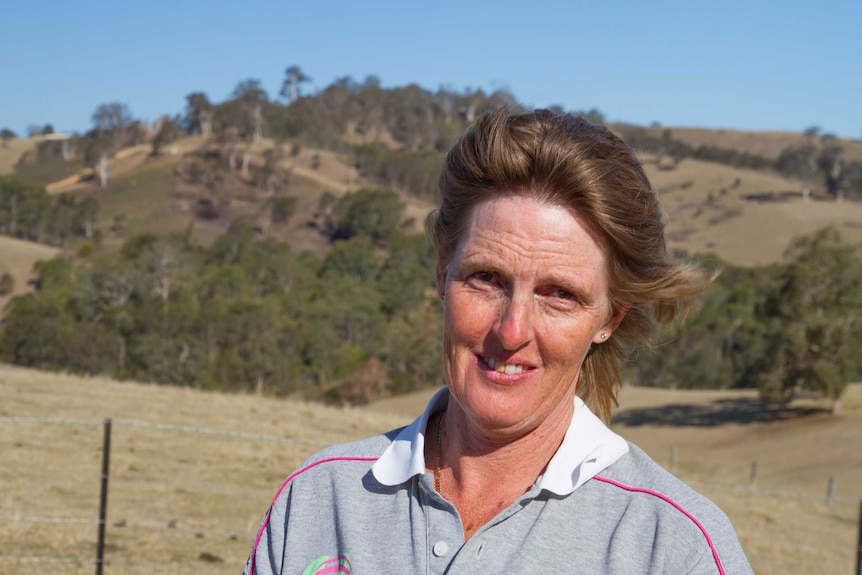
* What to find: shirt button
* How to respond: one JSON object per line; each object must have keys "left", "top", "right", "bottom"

{"left": 432, "top": 541, "right": 449, "bottom": 557}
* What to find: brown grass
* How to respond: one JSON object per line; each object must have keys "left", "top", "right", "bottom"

{"left": 2, "top": 364, "right": 860, "bottom": 574}
{"left": 667, "top": 126, "right": 862, "bottom": 162}
{"left": 0, "top": 364, "right": 407, "bottom": 574}
{"left": 0, "top": 139, "right": 39, "bottom": 176}
{"left": 0, "top": 235, "right": 60, "bottom": 311}
{"left": 641, "top": 154, "right": 862, "bottom": 265}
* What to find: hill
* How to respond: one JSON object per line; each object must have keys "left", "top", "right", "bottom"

{"left": 0, "top": 235, "right": 59, "bottom": 310}
{"left": 0, "top": 138, "right": 38, "bottom": 175}
{"left": 666, "top": 126, "right": 862, "bottom": 162}
{"left": 641, "top": 153, "right": 862, "bottom": 265}
{"left": 16, "top": 135, "right": 434, "bottom": 258}
{"left": 4, "top": 132, "right": 857, "bottom": 268}
{"left": 1, "top": 364, "right": 859, "bottom": 574}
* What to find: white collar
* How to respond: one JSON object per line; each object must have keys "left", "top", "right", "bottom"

{"left": 371, "top": 388, "right": 629, "bottom": 496}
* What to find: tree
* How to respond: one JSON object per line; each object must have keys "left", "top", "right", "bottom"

{"left": 0, "top": 272, "right": 14, "bottom": 296}
{"left": 818, "top": 135, "right": 845, "bottom": 202}
{"left": 271, "top": 196, "right": 298, "bottom": 224}
{"left": 0, "top": 128, "right": 16, "bottom": 147}
{"left": 88, "top": 102, "right": 134, "bottom": 188}
{"left": 184, "top": 92, "right": 213, "bottom": 136}
{"left": 327, "top": 188, "right": 404, "bottom": 245}
{"left": 843, "top": 161, "right": 862, "bottom": 200}
{"left": 82, "top": 132, "right": 112, "bottom": 188}
{"left": 776, "top": 126, "right": 820, "bottom": 202}
{"left": 319, "top": 235, "right": 381, "bottom": 283}
{"left": 0, "top": 292, "right": 72, "bottom": 369}
{"left": 77, "top": 195, "right": 99, "bottom": 240}
{"left": 151, "top": 115, "right": 183, "bottom": 156}
{"left": 752, "top": 229, "right": 862, "bottom": 413}
{"left": 231, "top": 79, "right": 268, "bottom": 143}
{"left": 280, "top": 66, "right": 311, "bottom": 104}
{"left": 92, "top": 102, "right": 133, "bottom": 150}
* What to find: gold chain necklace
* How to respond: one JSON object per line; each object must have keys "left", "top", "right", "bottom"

{"left": 434, "top": 411, "right": 445, "bottom": 495}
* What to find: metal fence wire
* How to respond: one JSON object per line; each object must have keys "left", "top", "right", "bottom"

{"left": 1, "top": 416, "right": 860, "bottom": 575}
{"left": 0, "top": 416, "right": 328, "bottom": 575}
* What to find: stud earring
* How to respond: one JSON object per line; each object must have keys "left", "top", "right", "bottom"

{"left": 600, "top": 333, "right": 607, "bottom": 340}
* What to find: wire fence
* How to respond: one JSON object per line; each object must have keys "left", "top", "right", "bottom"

{"left": 0, "top": 416, "right": 329, "bottom": 575}
{"left": 1, "top": 416, "right": 860, "bottom": 575}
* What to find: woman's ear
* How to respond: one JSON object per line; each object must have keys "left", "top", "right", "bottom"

{"left": 593, "top": 302, "right": 631, "bottom": 344}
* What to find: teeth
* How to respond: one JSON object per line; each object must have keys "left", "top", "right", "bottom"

{"left": 485, "top": 357, "right": 525, "bottom": 374}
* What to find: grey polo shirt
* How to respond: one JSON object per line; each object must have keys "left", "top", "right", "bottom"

{"left": 245, "top": 389, "right": 753, "bottom": 574}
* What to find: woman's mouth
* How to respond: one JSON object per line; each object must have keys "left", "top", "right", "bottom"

{"left": 483, "top": 356, "right": 530, "bottom": 375}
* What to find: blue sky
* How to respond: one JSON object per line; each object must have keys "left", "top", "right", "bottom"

{"left": 2, "top": 0, "right": 860, "bottom": 138}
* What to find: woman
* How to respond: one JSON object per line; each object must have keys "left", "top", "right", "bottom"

{"left": 244, "top": 108, "right": 753, "bottom": 574}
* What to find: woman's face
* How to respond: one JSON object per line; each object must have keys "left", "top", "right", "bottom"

{"left": 439, "top": 195, "right": 624, "bottom": 440}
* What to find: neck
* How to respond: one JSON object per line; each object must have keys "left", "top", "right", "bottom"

{"left": 433, "top": 398, "right": 573, "bottom": 495}
{"left": 429, "top": 399, "right": 574, "bottom": 540}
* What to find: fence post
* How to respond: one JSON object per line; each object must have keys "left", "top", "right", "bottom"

{"left": 749, "top": 461, "right": 758, "bottom": 489}
{"left": 95, "top": 418, "right": 112, "bottom": 575}
{"left": 856, "top": 498, "right": 861, "bottom": 575}
{"left": 826, "top": 476, "right": 836, "bottom": 507}
{"left": 670, "top": 446, "right": 677, "bottom": 473}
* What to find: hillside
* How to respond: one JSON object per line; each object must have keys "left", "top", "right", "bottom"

{"left": 641, "top": 154, "right": 862, "bottom": 265}
{"left": 1, "top": 364, "right": 859, "bottom": 574}
{"left": 3, "top": 123, "right": 860, "bottom": 269}
{"left": 666, "top": 126, "right": 862, "bottom": 162}
{"left": 16, "top": 135, "right": 434, "bottom": 257}
{"left": 0, "top": 235, "right": 59, "bottom": 310}
{"left": 0, "top": 138, "right": 38, "bottom": 175}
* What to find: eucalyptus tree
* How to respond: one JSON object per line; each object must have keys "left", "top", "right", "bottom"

{"left": 753, "top": 229, "right": 862, "bottom": 413}
{"left": 280, "top": 65, "right": 312, "bottom": 104}
{"left": 184, "top": 92, "right": 214, "bottom": 136}
{"left": 88, "top": 102, "right": 134, "bottom": 187}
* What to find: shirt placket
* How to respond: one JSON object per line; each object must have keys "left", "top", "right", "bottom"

{"left": 416, "top": 480, "right": 539, "bottom": 574}
{"left": 418, "top": 473, "right": 464, "bottom": 575}
{"left": 442, "top": 488, "right": 539, "bottom": 574}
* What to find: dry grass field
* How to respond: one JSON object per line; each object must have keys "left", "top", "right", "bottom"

{"left": 0, "top": 235, "right": 60, "bottom": 310}
{"left": 2, "top": 364, "right": 860, "bottom": 574}
{"left": 668, "top": 127, "right": 862, "bottom": 163}
{"left": 640, "top": 154, "right": 862, "bottom": 266}
{"left": 0, "top": 139, "right": 38, "bottom": 175}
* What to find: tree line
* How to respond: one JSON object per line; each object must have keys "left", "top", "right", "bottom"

{"left": 0, "top": 189, "right": 441, "bottom": 404}
{"left": 618, "top": 125, "right": 862, "bottom": 201}
{"left": 0, "top": 176, "right": 97, "bottom": 246}
{"left": 1, "top": 185, "right": 859, "bottom": 408}
{"left": 7, "top": 66, "right": 862, "bottom": 203}
{"left": 630, "top": 228, "right": 862, "bottom": 412}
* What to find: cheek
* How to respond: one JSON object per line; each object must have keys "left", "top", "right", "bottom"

{"left": 542, "top": 318, "right": 595, "bottom": 366}
{"left": 448, "top": 297, "right": 494, "bottom": 342}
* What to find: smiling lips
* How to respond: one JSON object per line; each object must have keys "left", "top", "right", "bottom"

{"left": 483, "top": 356, "right": 533, "bottom": 375}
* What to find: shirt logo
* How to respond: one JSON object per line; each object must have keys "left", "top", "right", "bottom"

{"left": 302, "top": 554, "right": 352, "bottom": 575}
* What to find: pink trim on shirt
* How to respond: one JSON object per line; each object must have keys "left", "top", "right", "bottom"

{"left": 593, "top": 475, "right": 726, "bottom": 575}
{"left": 249, "top": 456, "right": 378, "bottom": 574}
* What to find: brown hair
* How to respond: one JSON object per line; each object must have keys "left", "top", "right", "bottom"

{"left": 426, "top": 107, "right": 709, "bottom": 423}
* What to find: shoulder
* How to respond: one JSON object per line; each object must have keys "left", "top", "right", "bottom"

{"left": 285, "top": 427, "right": 403, "bottom": 485}
{"left": 594, "top": 442, "right": 724, "bottom": 519}
{"left": 591, "top": 442, "right": 752, "bottom": 574}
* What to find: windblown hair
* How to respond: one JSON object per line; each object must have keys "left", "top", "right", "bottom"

{"left": 427, "top": 107, "right": 709, "bottom": 423}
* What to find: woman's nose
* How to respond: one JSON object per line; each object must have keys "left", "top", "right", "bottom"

{"left": 494, "top": 292, "right": 533, "bottom": 351}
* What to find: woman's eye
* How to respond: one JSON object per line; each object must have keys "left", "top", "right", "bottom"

{"left": 551, "top": 288, "right": 575, "bottom": 301}
{"left": 474, "top": 271, "right": 494, "bottom": 282}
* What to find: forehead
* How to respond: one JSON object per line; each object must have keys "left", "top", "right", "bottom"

{"left": 456, "top": 195, "right": 609, "bottom": 275}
